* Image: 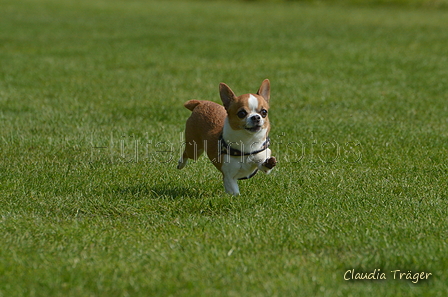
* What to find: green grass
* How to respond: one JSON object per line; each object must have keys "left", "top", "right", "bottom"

{"left": 242, "top": 0, "right": 448, "bottom": 9}
{"left": 1, "top": 0, "right": 448, "bottom": 296}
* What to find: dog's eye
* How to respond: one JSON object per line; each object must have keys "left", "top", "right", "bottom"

{"left": 260, "top": 109, "right": 268, "bottom": 118}
{"left": 237, "top": 110, "right": 248, "bottom": 119}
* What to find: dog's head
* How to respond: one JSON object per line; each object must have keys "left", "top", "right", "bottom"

{"left": 219, "top": 79, "right": 270, "bottom": 135}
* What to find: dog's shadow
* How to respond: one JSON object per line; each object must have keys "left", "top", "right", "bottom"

{"left": 150, "top": 184, "right": 199, "bottom": 199}
{"left": 114, "top": 183, "right": 199, "bottom": 199}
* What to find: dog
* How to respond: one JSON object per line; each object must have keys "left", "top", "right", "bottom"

{"left": 177, "top": 79, "right": 277, "bottom": 195}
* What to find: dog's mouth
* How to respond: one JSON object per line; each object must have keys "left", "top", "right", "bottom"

{"left": 245, "top": 125, "right": 262, "bottom": 133}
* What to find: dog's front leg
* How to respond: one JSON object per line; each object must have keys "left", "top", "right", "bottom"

{"left": 255, "top": 148, "right": 276, "bottom": 174}
{"left": 259, "top": 156, "right": 277, "bottom": 174}
{"left": 221, "top": 159, "right": 241, "bottom": 195}
{"left": 223, "top": 174, "right": 239, "bottom": 195}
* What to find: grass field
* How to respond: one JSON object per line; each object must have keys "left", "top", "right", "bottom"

{"left": 1, "top": 0, "right": 448, "bottom": 296}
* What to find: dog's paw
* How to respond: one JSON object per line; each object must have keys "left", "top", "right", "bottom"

{"left": 177, "top": 158, "right": 188, "bottom": 170}
{"left": 263, "top": 157, "right": 277, "bottom": 170}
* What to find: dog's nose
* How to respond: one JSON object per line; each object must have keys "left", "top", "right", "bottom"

{"left": 251, "top": 115, "right": 261, "bottom": 123}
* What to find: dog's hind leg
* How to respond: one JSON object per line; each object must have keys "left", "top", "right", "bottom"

{"left": 177, "top": 151, "right": 189, "bottom": 169}
{"left": 177, "top": 140, "right": 204, "bottom": 169}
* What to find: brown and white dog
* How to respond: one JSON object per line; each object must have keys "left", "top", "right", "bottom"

{"left": 177, "top": 79, "right": 277, "bottom": 195}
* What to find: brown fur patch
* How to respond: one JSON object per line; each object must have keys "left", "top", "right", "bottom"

{"left": 181, "top": 100, "right": 227, "bottom": 171}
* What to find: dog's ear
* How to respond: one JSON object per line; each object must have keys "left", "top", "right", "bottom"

{"left": 219, "top": 83, "right": 236, "bottom": 110}
{"left": 257, "top": 79, "right": 270, "bottom": 103}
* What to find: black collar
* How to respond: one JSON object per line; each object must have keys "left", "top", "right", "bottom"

{"left": 219, "top": 135, "right": 270, "bottom": 157}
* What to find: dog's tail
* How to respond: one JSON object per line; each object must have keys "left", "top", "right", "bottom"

{"left": 184, "top": 100, "right": 201, "bottom": 111}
